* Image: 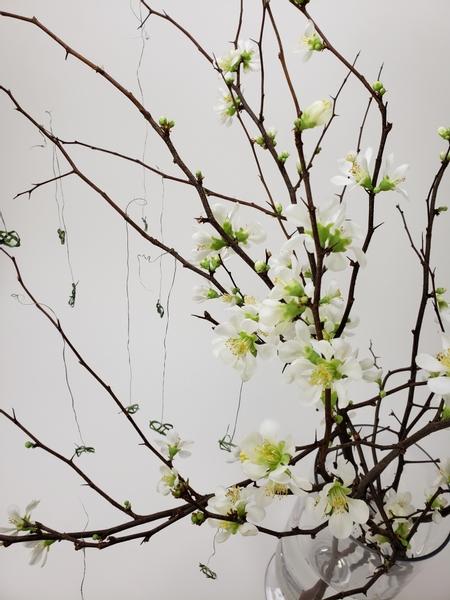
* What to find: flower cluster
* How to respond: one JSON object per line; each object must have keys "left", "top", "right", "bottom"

{"left": 0, "top": 500, "right": 55, "bottom": 567}
{"left": 332, "top": 148, "right": 409, "bottom": 199}
{"left": 192, "top": 203, "right": 266, "bottom": 271}
{"left": 232, "top": 419, "right": 312, "bottom": 505}
{"left": 367, "top": 490, "right": 416, "bottom": 550}
{"left": 284, "top": 197, "right": 366, "bottom": 272}
{"left": 217, "top": 40, "right": 260, "bottom": 81}
{"left": 207, "top": 485, "right": 265, "bottom": 542}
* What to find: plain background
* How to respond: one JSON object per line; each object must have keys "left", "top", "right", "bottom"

{"left": 1, "top": 1, "right": 450, "bottom": 599}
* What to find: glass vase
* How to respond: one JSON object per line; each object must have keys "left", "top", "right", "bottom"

{"left": 265, "top": 427, "right": 450, "bottom": 600}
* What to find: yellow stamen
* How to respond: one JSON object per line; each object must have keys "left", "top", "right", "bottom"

{"left": 437, "top": 348, "right": 450, "bottom": 369}
{"left": 309, "top": 363, "right": 333, "bottom": 387}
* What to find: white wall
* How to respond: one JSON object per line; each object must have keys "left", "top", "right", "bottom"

{"left": 0, "top": 1, "right": 449, "bottom": 599}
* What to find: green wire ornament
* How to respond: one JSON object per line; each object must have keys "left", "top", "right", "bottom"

{"left": 0, "top": 230, "right": 20, "bottom": 247}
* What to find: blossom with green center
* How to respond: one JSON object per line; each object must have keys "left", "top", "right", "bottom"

{"left": 192, "top": 203, "right": 266, "bottom": 267}
{"left": 331, "top": 148, "right": 373, "bottom": 191}
{"left": 217, "top": 40, "right": 260, "bottom": 80}
{"left": 284, "top": 197, "right": 366, "bottom": 272}
{"left": 294, "top": 20, "right": 324, "bottom": 62}
{"left": 313, "top": 460, "right": 369, "bottom": 539}
{"left": 0, "top": 500, "right": 40, "bottom": 535}
{"left": 157, "top": 465, "right": 181, "bottom": 496}
{"left": 192, "top": 285, "right": 221, "bottom": 303}
{"left": 237, "top": 40, "right": 260, "bottom": 73}
{"left": 238, "top": 419, "right": 297, "bottom": 484}
{"left": 212, "top": 309, "right": 276, "bottom": 381}
{"left": 213, "top": 87, "right": 241, "bottom": 126}
{"left": 280, "top": 327, "right": 366, "bottom": 408}
{"left": 373, "top": 153, "right": 409, "bottom": 200}
{"left": 154, "top": 429, "right": 194, "bottom": 460}
{"left": 207, "top": 485, "right": 265, "bottom": 543}
{"left": 416, "top": 333, "right": 450, "bottom": 396}
{"left": 217, "top": 48, "right": 241, "bottom": 80}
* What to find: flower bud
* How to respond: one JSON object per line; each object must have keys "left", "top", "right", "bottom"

{"left": 25, "top": 441, "right": 36, "bottom": 449}
{"left": 159, "top": 117, "right": 175, "bottom": 132}
{"left": 438, "top": 127, "right": 450, "bottom": 140}
{"left": 277, "top": 151, "right": 290, "bottom": 164}
{"left": 372, "top": 81, "right": 386, "bottom": 95}
{"left": 254, "top": 260, "right": 270, "bottom": 273}
{"left": 295, "top": 99, "right": 332, "bottom": 131}
{"left": 191, "top": 511, "right": 205, "bottom": 525}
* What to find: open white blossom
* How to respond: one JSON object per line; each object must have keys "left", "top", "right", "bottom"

{"left": 213, "top": 87, "right": 241, "bottom": 126}
{"left": 284, "top": 197, "right": 366, "bottom": 272}
{"left": 313, "top": 459, "right": 369, "bottom": 539}
{"left": 374, "top": 153, "right": 409, "bottom": 200}
{"left": 280, "top": 322, "right": 366, "bottom": 408}
{"left": 207, "top": 485, "right": 265, "bottom": 543}
{"left": 157, "top": 465, "right": 180, "bottom": 496}
{"left": 192, "top": 203, "right": 266, "bottom": 268}
{"left": 154, "top": 429, "right": 194, "bottom": 460}
{"left": 236, "top": 419, "right": 311, "bottom": 502}
{"left": 237, "top": 39, "right": 260, "bottom": 73}
{"left": 416, "top": 333, "right": 450, "bottom": 396}
{"left": 217, "top": 48, "right": 241, "bottom": 80}
{"left": 217, "top": 39, "right": 260, "bottom": 79}
{"left": 23, "top": 539, "right": 55, "bottom": 567}
{"left": 212, "top": 307, "right": 276, "bottom": 381}
{"left": 331, "top": 148, "right": 373, "bottom": 191}
{"left": 0, "top": 500, "right": 40, "bottom": 534}
{"left": 294, "top": 20, "right": 324, "bottom": 62}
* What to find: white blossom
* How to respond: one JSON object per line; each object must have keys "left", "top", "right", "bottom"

{"left": 237, "top": 420, "right": 311, "bottom": 502}
{"left": 157, "top": 465, "right": 180, "bottom": 496}
{"left": 213, "top": 87, "right": 240, "bottom": 126}
{"left": 23, "top": 539, "right": 55, "bottom": 567}
{"left": 284, "top": 197, "right": 366, "bottom": 272}
{"left": 331, "top": 148, "right": 373, "bottom": 191}
{"left": 416, "top": 333, "right": 450, "bottom": 396}
{"left": 374, "top": 153, "right": 409, "bottom": 200}
{"left": 0, "top": 500, "right": 40, "bottom": 534}
{"left": 280, "top": 322, "right": 366, "bottom": 408}
{"left": 313, "top": 460, "right": 369, "bottom": 539}
{"left": 294, "top": 20, "right": 324, "bottom": 62}
{"left": 154, "top": 429, "right": 194, "bottom": 460}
